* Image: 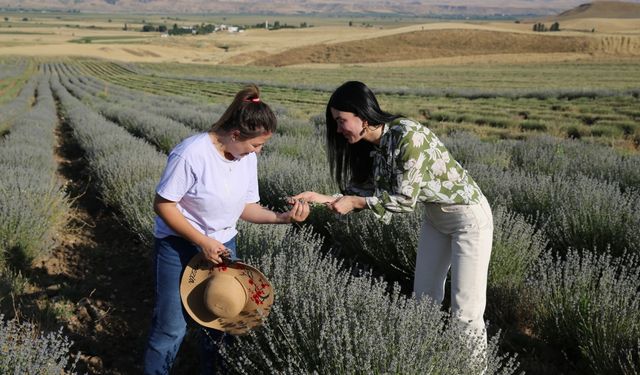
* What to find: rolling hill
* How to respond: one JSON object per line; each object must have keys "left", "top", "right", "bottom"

{"left": 556, "top": 0, "right": 640, "bottom": 19}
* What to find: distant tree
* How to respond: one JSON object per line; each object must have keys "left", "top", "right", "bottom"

{"left": 123, "top": 23, "right": 128, "bottom": 31}
{"left": 273, "top": 20, "right": 280, "bottom": 29}
{"left": 142, "top": 24, "right": 155, "bottom": 32}
{"left": 108, "top": 18, "right": 112, "bottom": 23}
{"left": 349, "top": 20, "right": 353, "bottom": 27}
{"left": 4, "top": 17, "right": 9, "bottom": 21}
{"left": 158, "top": 25, "right": 167, "bottom": 33}
{"left": 22, "top": 17, "right": 28, "bottom": 21}
{"left": 533, "top": 23, "right": 547, "bottom": 32}
{"left": 550, "top": 22, "right": 560, "bottom": 31}
{"left": 300, "top": 22, "right": 307, "bottom": 28}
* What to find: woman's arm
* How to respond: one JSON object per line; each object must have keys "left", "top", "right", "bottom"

{"left": 154, "top": 194, "right": 229, "bottom": 264}
{"left": 240, "top": 200, "right": 310, "bottom": 224}
{"left": 291, "top": 191, "right": 335, "bottom": 204}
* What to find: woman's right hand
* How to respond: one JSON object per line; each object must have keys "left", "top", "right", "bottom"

{"left": 291, "top": 191, "right": 335, "bottom": 205}
{"left": 198, "top": 237, "right": 230, "bottom": 264}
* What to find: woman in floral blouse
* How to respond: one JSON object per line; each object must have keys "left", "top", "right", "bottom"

{"left": 294, "top": 81, "right": 493, "bottom": 360}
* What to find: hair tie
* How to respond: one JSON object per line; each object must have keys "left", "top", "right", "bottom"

{"left": 244, "top": 97, "right": 260, "bottom": 103}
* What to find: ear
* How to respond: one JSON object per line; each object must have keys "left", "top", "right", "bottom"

{"left": 231, "top": 130, "right": 241, "bottom": 141}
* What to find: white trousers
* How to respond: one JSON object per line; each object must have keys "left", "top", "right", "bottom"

{"left": 414, "top": 196, "right": 493, "bottom": 348}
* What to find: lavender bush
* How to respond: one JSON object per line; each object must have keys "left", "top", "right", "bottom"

{"left": 527, "top": 250, "right": 640, "bottom": 374}
{"left": 0, "top": 316, "right": 78, "bottom": 374}
{"left": 227, "top": 223, "right": 520, "bottom": 374}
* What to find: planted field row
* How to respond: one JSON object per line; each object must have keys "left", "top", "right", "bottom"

{"left": 133, "top": 60, "right": 640, "bottom": 92}
{"left": 72, "top": 60, "right": 640, "bottom": 148}
{"left": 58, "top": 75, "right": 195, "bottom": 153}
{"left": 55, "top": 65, "right": 226, "bottom": 131}
{"left": 50, "top": 71, "right": 166, "bottom": 244}
{"left": 0, "top": 74, "right": 69, "bottom": 268}
{"left": 0, "top": 59, "right": 29, "bottom": 81}
{"left": 0, "top": 76, "right": 38, "bottom": 136}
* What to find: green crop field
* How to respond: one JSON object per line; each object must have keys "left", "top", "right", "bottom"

{"left": 69, "top": 59, "right": 640, "bottom": 150}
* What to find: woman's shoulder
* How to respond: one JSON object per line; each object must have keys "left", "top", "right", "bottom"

{"left": 388, "top": 117, "right": 430, "bottom": 137}
{"left": 171, "top": 132, "right": 209, "bottom": 155}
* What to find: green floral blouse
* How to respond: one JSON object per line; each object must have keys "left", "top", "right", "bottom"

{"left": 357, "top": 118, "right": 484, "bottom": 223}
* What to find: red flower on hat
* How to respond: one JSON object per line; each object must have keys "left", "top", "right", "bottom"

{"left": 252, "top": 289, "right": 266, "bottom": 305}
{"left": 214, "top": 263, "right": 228, "bottom": 271}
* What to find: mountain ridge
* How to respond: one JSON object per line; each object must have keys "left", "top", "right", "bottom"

{"left": 2, "top": 0, "right": 640, "bottom": 16}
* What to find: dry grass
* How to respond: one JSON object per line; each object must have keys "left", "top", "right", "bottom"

{"left": 0, "top": 18, "right": 639, "bottom": 66}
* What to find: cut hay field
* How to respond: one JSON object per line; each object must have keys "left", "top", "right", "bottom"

{"left": 1, "top": 8, "right": 640, "bottom": 375}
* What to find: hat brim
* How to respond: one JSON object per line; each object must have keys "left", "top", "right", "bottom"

{"left": 180, "top": 252, "right": 274, "bottom": 335}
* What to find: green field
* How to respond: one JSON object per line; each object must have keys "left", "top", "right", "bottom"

{"left": 70, "top": 58, "right": 640, "bottom": 151}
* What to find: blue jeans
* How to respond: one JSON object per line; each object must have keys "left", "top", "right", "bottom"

{"left": 143, "top": 235, "right": 237, "bottom": 375}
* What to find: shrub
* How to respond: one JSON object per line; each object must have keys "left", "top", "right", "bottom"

{"left": 519, "top": 120, "right": 547, "bottom": 132}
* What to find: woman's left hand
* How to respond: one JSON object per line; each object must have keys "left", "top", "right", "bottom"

{"left": 328, "top": 196, "right": 362, "bottom": 215}
{"left": 282, "top": 198, "right": 310, "bottom": 223}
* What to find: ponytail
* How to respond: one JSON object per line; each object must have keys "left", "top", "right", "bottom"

{"left": 210, "top": 84, "right": 277, "bottom": 139}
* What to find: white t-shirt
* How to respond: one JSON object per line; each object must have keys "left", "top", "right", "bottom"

{"left": 154, "top": 132, "right": 260, "bottom": 243}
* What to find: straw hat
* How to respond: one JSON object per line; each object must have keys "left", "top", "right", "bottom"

{"left": 180, "top": 253, "right": 274, "bottom": 335}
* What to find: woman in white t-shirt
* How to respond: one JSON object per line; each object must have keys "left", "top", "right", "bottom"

{"left": 143, "top": 84, "right": 309, "bottom": 375}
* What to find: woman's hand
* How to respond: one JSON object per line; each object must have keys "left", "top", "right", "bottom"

{"left": 328, "top": 196, "right": 366, "bottom": 215}
{"left": 198, "top": 237, "right": 230, "bottom": 264}
{"left": 279, "top": 198, "right": 310, "bottom": 223}
{"left": 291, "top": 191, "right": 335, "bottom": 205}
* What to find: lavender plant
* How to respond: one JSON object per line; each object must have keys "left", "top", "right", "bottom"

{"left": 324, "top": 208, "right": 421, "bottom": 284}
{"left": 527, "top": 250, "right": 640, "bottom": 374}
{"left": 0, "top": 316, "right": 79, "bottom": 374}
{"left": 228, "top": 223, "right": 520, "bottom": 375}
{"left": 486, "top": 206, "right": 548, "bottom": 326}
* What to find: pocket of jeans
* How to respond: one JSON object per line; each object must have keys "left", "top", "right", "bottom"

{"left": 471, "top": 201, "right": 492, "bottom": 230}
{"left": 426, "top": 204, "right": 475, "bottom": 233}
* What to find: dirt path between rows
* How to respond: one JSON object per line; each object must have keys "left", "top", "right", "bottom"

{"left": 31, "top": 117, "right": 155, "bottom": 374}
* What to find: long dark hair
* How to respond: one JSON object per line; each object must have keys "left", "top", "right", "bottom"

{"left": 210, "top": 84, "right": 277, "bottom": 139}
{"left": 326, "top": 81, "right": 400, "bottom": 191}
